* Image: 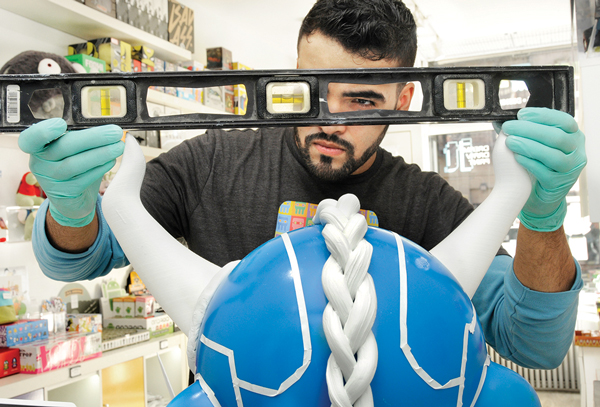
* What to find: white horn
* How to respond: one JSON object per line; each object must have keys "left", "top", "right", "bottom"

{"left": 430, "top": 131, "right": 531, "bottom": 298}
{"left": 102, "top": 135, "right": 221, "bottom": 335}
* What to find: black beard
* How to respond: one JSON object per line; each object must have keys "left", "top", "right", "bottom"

{"left": 294, "top": 128, "right": 387, "bottom": 182}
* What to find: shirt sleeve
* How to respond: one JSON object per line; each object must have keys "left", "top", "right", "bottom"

{"left": 472, "top": 254, "right": 583, "bottom": 369}
{"left": 31, "top": 196, "right": 129, "bottom": 281}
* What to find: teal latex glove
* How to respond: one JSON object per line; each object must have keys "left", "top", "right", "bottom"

{"left": 502, "top": 107, "right": 586, "bottom": 232}
{"left": 18, "top": 118, "right": 124, "bottom": 227}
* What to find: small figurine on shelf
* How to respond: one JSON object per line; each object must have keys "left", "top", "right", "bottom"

{"left": 15, "top": 171, "right": 46, "bottom": 241}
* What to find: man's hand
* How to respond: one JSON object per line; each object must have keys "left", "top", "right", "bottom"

{"left": 502, "top": 107, "right": 586, "bottom": 232}
{"left": 18, "top": 118, "right": 124, "bottom": 228}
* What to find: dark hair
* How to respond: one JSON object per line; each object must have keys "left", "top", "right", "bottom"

{"left": 298, "top": 0, "right": 417, "bottom": 67}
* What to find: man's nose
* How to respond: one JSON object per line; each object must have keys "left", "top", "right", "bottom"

{"left": 319, "top": 124, "right": 347, "bottom": 135}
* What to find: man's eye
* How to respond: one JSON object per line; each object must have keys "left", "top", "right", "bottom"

{"left": 352, "top": 99, "right": 376, "bottom": 108}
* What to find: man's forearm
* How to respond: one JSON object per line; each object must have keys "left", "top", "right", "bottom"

{"left": 46, "top": 209, "right": 99, "bottom": 253}
{"left": 513, "top": 224, "right": 576, "bottom": 292}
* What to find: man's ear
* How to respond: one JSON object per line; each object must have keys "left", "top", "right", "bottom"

{"left": 397, "top": 82, "right": 415, "bottom": 111}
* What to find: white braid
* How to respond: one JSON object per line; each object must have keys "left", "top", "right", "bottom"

{"left": 315, "top": 194, "right": 378, "bottom": 407}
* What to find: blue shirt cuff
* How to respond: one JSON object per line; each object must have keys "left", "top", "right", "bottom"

{"left": 32, "top": 196, "right": 129, "bottom": 281}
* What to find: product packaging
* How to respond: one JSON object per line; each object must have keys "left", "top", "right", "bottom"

{"left": 66, "top": 313, "right": 102, "bottom": 333}
{"left": 148, "top": 0, "right": 169, "bottom": 39}
{"left": 64, "top": 54, "right": 107, "bottom": 73}
{"left": 19, "top": 332, "right": 102, "bottom": 374}
{"left": 104, "top": 313, "right": 173, "bottom": 338}
{"left": 0, "top": 319, "right": 48, "bottom": 347}
{"left": 132, "top": 45, "right": 155, "bottom": 71}
{"left": 206, "top": 47, "right": 232, "bottom": 70}
{"left": 232, "top": 62, "right": 251, "bottom": 115}
{"left": 203, "top": 86, "right": 225, "bottom": 111}
{"left": 84, "top": 0, "right": 116, "bottom": 17}
{"left": 135, "top": 296, "right": 155, "bottom": 318}
{"left": 115, "top": 0, "right": 129, "bottom": 23}
{"left": 0, "top": 348, "right": 20, "bottom": 378}
{"left": 168, "top": 0, "right": 194, "bottom": 52}
{"left": 68, "top": 38, "right": 132, "bottom": 72}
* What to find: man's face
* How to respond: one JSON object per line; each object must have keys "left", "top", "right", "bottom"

{"left": 296, "top": 32, "right": 414, "bottom": 181}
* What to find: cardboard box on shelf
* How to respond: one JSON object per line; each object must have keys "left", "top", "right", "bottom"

{"left": 168, "top": 0, "right": 194, "bottom": 52}
{"left": 154, "top": 0, "right": 169, "bottom": 40}
{"left": 84, "top": 0, "right": 116, "bottom": 17}
{"left": 115, "top": 0, "right": 129, "bottom": 23}
{"left": 176, "top": 66, "right": 196, "bottom": 101}
{"left": 232, "top": 62, "right": 251, "bottom": 116}
{"left": 164, "top": 61, "right": 178, "bottom": 96}
{"left": 104, "top": 313, "right": 173, "bottom": 338}
{"left": 135, "top": 296, "right": 155, "bottom": 318}
{"left": 68, "top": 38, "right": 132, "bottom": 72}
{"left": 203, "top": 86, "right": 225, "bottom": 111}
{"left": 19, "top": 332, "right": 102, "bottom": 374}
{"left": 224, "top": 88, "right": 235, "bottom": 114}
{"left": 132, "top": 45, "right": 155, "bottom": 69}
{"left": 64, "top": 54, "right": 106, "bottom": 73}
{"left": 0, "top": 348, "right": 20, "bottom": 378}
{"left": 66, "top": 313, "right": 102, "bottom": 333}
{"left": 206, "top": 47, "right": 232, "bottom": 71}
{"left": 0, "top": 319, "right": 48, "bottom": 347}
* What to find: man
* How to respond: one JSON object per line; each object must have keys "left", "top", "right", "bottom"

{"left": 20, "top": 0, "right": 585, "bottom": 370}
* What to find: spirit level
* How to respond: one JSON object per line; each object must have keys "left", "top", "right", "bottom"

{"left": 0, "top": 66, "right": 574, "bottom": 131}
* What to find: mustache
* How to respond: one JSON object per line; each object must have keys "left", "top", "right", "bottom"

{"left": 304, "top": 132, "right": 354, "bottom": 151}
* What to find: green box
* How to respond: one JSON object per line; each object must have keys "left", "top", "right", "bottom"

{"left": 64, "top": 54, "right": 106, "bottom": 73}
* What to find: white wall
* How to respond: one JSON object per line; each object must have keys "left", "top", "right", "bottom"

{"left": 180, "top": 0, "right": 315, "bottom": 69}
{"left": 0, "top": 9, "right": 84, "bottom": 69}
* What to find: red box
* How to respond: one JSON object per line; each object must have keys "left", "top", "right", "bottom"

{"left": 0, "top": 348, "right": 20, "bottom": 378}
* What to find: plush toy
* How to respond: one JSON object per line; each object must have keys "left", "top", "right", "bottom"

{"left": 16, "top": 172, "right": 46, "bottom": 241}
{"left": 0, "top": 50, "right": 80, "bottom": 119}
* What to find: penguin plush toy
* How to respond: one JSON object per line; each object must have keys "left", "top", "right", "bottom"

{"left": 0, "top": 50, "right": 80, "bottom": 119}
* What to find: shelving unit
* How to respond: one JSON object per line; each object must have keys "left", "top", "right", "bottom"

{"left": 0, "top": 0, "right": 191, "bottom": 63}
{"left": 0, "top": 331, "right": 188, "bottom": 407}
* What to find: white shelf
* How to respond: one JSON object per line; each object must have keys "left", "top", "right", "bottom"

{"left": 0, "top": 331, "right": 187, "bottom": 400}
{"left": 0, "top": 0, "right": 192, "bottom": 63}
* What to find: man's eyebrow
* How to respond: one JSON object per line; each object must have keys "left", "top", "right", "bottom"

{"left": 341, "top": 90, "right": 386, "bottom": 102}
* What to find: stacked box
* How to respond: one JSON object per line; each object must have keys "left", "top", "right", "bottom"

{"left": 66, "top": 314, "right": 102, "bottom": 333}
{"left": 103, "top": 313, "right": 173, "bottom": 338}
{"left": 0, "top": 348, "right": 20, "bottom": 378}
{"left": 206, "top": 47, "right": 232, "bottom": 70}
{"left": 19, "top": 332, "right": 102, "bottom": 374}
{"left": 180, "top": 60, "right": 204, "bottom": 102}
{"left": 176, "top": 66, "right": 195, "bottom": 101}
{"left": 168, "top": 0, "right": 194, "bottom": 52}
{"left": 203, "top": 86, "right": 225, "bottom": 111}
{"left": 115, "top": 0, "right": 130, "bottom": 23}
{"left": 232, "top": 62, "right": 251, "bottom": 115}
{"left": 84, "top": 0, "right": 116, "bottom": 17}
{"left": 68, "top": 38, "right": 132, "bottom": 72}
{"left": 149, "top": 57, "right": 165, "bottom": 93}
{"left": 164, "top": 61, "right": 178, "bottom": 96}
{"left": 145, "top": 0, "right": 168, "bottom": 39}
{"left": 154, "top": 0, "right": 169, "bottom": 40}
{"left": 64, "top": 54, "right": 106, "bottom": 73}
{"left": 0, "top": 319, "right": 48, "bottom": 347}
{"left": 132, "top": 45, "right": 155, "bottom": 72}
{"left": 135, "top": 296, "right": 155, "bottom": 317}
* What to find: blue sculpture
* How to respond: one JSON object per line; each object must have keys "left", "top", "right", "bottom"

{"left": 102, "top": 131, "right": 540, "bottom": 406}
